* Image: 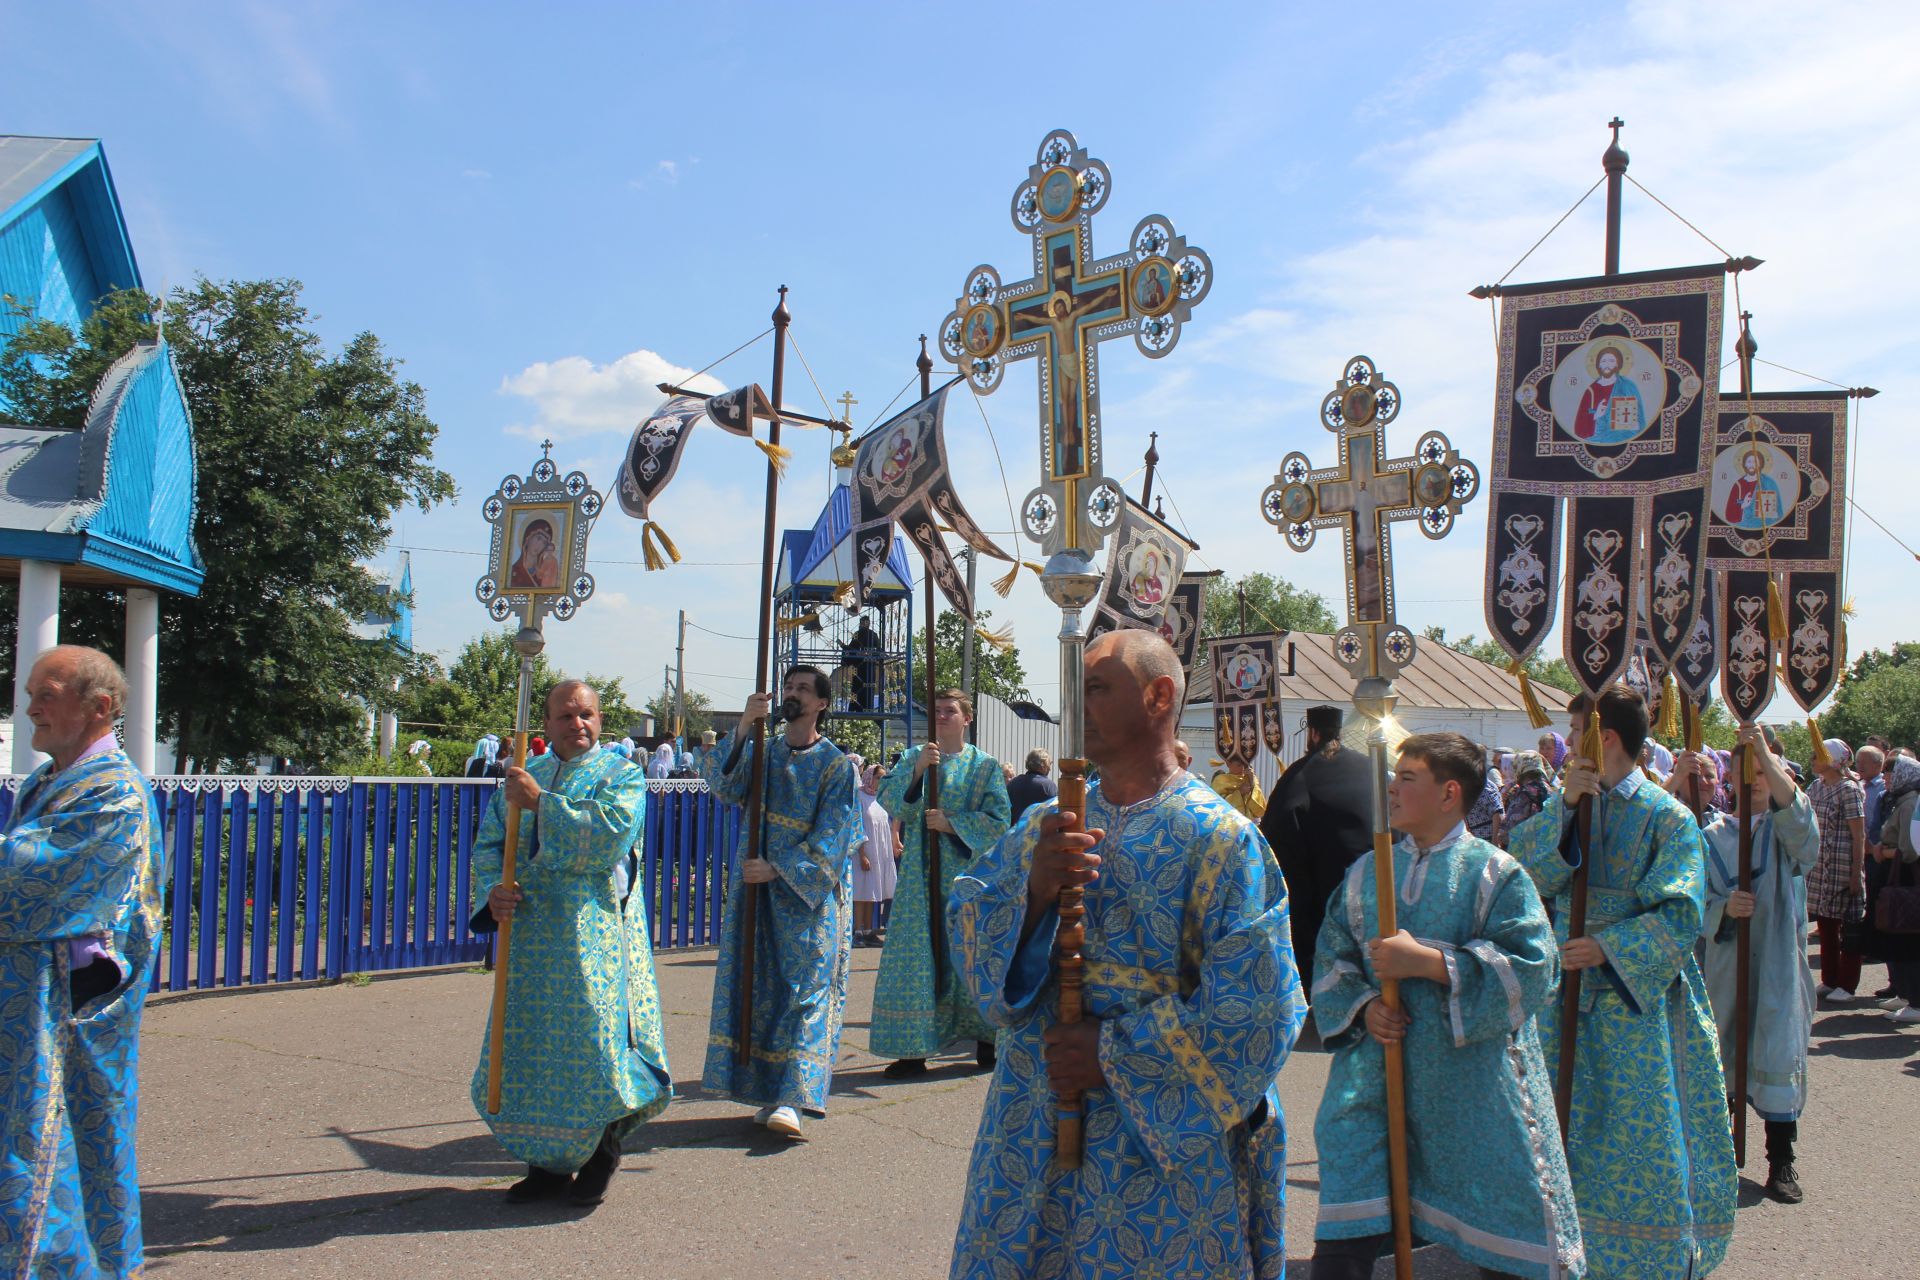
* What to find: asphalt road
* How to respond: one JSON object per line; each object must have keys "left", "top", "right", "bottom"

{"left": 137, "top": 946, "right": 1918, "bottom": 1279}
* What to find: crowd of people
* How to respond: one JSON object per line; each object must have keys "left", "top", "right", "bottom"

{"left": 7, "top": 637, "right": 1918, "bottom": 1278}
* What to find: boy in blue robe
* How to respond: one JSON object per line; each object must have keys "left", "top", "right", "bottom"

{"left": 1674, "top": 723, "right": 1819, "bottom": 1204}
{"left": 473, "top": 679, "right": 671, "bottom": 1205}
{"left": 1510, "top": 687, "right": 1737, "bottom": 1278}
{"left": 702, "top": 665, "right": 862, "bottom": 1139}
{"left": 947, "top": 630, "right": 1304, "bottom": 1280}
{"left": 1312, "top": 731, "right": 1582, "bottom": 1279}
{"left": 1, "top": 646, "right": 165, "bottom": 1278}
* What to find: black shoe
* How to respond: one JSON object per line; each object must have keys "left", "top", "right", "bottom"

{"left": 506, "top": 1165, "right": 572, "bottom": 1203}
{"left": 568, "top": 1126, "right": 623, "bottom": 1206}
{"left": 1874, "top": 985, "right": 1896, "bottom": 998}
{"left": 976, "top": 1040, "right": 997, "bottom": 1070}
{"left": 883, "top": 1057, "right": 928, "bottom": 1079}
{"left": 1765, "top": 1162, "right": 1803, "bottom": 1204}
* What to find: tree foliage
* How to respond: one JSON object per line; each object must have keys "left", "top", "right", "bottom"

{"left": 1821, "top": 644, "right": 1920, "bottom": 754}
{"left": 0, "top": 281, "right": 455, "bottom": 769}
{"left": 644, "top": 687, "right": 713, "bottom": 740}
{"left": 1201, "top": 572, "right": 1337, "bottom": 639}
{"left": 397, "top": 630, "right": 642, "bottom": 745}
{"left": 914, "top": 607, "right": 1029, "bottom": 704}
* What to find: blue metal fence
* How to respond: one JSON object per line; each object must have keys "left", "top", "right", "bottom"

{"left": 0, "top": 775, "right": 738, "bottom": 991}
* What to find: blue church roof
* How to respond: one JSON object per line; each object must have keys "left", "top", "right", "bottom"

{"left": 0, "top": 137, "right": 202, "bottom": 595}
{"left": 774, "top": 482, "right": 913, "bottom": 599}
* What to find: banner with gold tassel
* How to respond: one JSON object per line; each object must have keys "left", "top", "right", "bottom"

{"left": 615, "top": 383, "right": 791, "bottom": 567}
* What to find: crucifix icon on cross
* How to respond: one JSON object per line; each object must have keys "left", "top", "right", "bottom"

{"left": 939, "top": 129, "right": 1213, "bottom": 558}
{"left": 1261, "top": 355, "right": 1480, "bottom": 681}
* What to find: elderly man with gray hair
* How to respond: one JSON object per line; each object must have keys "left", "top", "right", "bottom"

{"left": 1006, "top": 746, "right": 1057, "bottom": 823}
{"left": 1, "top": 645, "right": 165, "bottom": 1277}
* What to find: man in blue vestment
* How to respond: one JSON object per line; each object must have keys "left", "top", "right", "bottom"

{"left": 473, "top": 679, "right": 671, "bottom": 1206}
{"left": 1509, "top": 686, "right": 1736, "bottom": 1278}
{"left": 702, "top": 665, "right": 862, "bottom": 1140}
{"left": 948, "top": 630, "right": 1304, "bottom": 1279}
{"left": 1, "top": 646, "right": 165, "bottom": 1278}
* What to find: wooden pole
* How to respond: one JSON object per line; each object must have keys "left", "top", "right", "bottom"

{"left": 1680, "top": 697, "right": 1708, "bottom": 825}
{"left": 917, "top": 340, "right": 950, "bottom": 997}
{"left": 1366, "top": 715, "right": 1416, "bottom": 1280}
{"left": 484, "top": 607, "right": 542, "bottom": 1114}
{"left": 734, "top": 286, "right": 791, "bottom": 1066}
{"left": 1732, "top": 742, "right": 1754, "bottom": 1166}
{"left": 1555, "top": 713, "right": 1599, "bottom": 1147}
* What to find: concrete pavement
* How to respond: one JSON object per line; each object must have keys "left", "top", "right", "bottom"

{"left": 137, "top": 947, "right": 1918, "bottom": 1278}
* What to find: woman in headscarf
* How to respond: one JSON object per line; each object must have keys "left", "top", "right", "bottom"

{"left": 1806, "top": 738, "right": 1868, "bottom": 1002}
{"left": 850, "top": 760, "right": 897, "bottom": 946}
{"left": 1866, "top": 754, "right": 1920, "bottom": 1023}
{"left": 465, "top": 734, "right": 502, "bottom": 779}
{"left": 1539, "top": 731, "right": 1568, "bottom": 775}
{"left": 1500, "top": 750, "right": 1554, "bottom": 845}
{"left": 647, "top": 742, "right": 676, "bottom": 780}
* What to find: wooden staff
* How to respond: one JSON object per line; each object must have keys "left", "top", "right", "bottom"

{"left": 1052, "top": 753, "right": 1089, "bottom": 1168}
{"left": 916, "top": 343, "right": 951, "bottom": 997}
{"left": 1365, "top": 721, "right": 1415, "bottom": 1280}
{"left": 734, "top": 287, "right": 791, "bottom": 1066}
{"left": 485, "top": 612, "right": 543, "bottom": 1114}
{"left": 1555, "top": 715, "right": 1601, "bottom": 1147}
{"left": 1680, "top": 697, "right": 1708, "bottom": 825}
{"left": 1732, "top": 740, "right": 1755, "bottom": 1166}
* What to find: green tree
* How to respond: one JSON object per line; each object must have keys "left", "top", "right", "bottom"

{"left": 0, "top": 281, "right": 454, "bottom": 769}
{"left": 913, "top": 607, "right": 1029, "bottom": 704}
{"left": 644, "top": 687, "right": 713, "bottom": 740}
{"left": 1822, "top": 648, "right": 1920, "bottom": 754}
{"left": 1420, "top": 627, "right": 1580, "bottom": 696}
{"left": 1201, "top": 572, "right": 1337, "bottom": 639}
{"left": 398, "top": 629, "right": 641, "bottom": 744}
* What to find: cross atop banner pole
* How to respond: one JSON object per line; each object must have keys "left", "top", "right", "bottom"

{"left": 940, "top": 129, "right": 1213, "bottom": 560}
{"left": 1260, "top": 355, "right": 1479, "bottom": 685}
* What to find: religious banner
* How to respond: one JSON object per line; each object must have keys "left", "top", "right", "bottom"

{"left": 848, "top": 383, "right": 1012, "bottom": 618}
{"left": 614, "top": 382, "right": 775, "bottom": 569}
{"left": 1482, "top": 264, "right": 1726, "bottom": 695}
{"left": 1207, "top": 633, "right": 1286, "bottom": 766}
{"left": 1162, "top": 572, "right": 1211, "bottom": 674}
{"left": 1671, "top": 571, "right": 1718, "bottom": 702}
{"left": 1083, "top": 496, "right": 1196, "bottom": 642}
{"left": 1705, "top": 389, "right": 1848, "bottom": 715}
{"left": 476, "top": 443, "right": 604, "bottom": 625}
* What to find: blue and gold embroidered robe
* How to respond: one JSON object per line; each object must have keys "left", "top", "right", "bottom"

{"left": 0, "top": 750, "right": 164, "bottom": 1279}
{"left": 470, "top": 745, "right": 671, "bottom": 1172}
{"left": 1313, "top": 827, "right": 1584, "bottom": 1279}
{"left": 947, "top": 776, "right": 1305, "bottom": 1280}
{"left": 872, "top": 743, "right": 1010, "bottom": 1058}
{"left": 701, "top": 733, "right": 861, "bottom": 1114}
{"left": 1511, "top": 773, "right": 1737, "bottom": 1279}
{"left": 1700, "top": 792, "right": 1818, "bottom": 1122}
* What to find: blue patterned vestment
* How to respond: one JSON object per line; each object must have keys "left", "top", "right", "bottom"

{"left": 470, "top": 745, "right": 671, "bottom": 1172}
{"left": 1510, "top": 773, "right": 1737, "bottom": 1279}
{"left": 701, "top": 732, "right": 861, "bottom": 1114}
{"left": 947, "top": 775, "right": 1305, "bottom": 1280}
{"left": 1699, "top": 791, "right": 1819, "bottom": 1122}
{"left": 0, "top": 750, "right": 164, "bottom": 1279}
{"left": 1313, "top": 825, "right": 1585, "bottom": 1279}
{"left": 872, "top": 743, "right": 1010, "bottom": 1058}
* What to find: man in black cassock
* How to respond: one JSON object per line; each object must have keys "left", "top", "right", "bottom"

{"left": 1260, "top": 704, "right": 1373, "bottom": 1000}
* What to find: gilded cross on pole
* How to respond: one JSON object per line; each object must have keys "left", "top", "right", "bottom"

{"left": 939, "top": 129, "right": 1213, "bottom": 558}
{"left": 1260, "top": 355, "right": 1479, "bottom": 683}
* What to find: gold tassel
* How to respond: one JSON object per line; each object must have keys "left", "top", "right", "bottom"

{"left": 1684, "top": 705, "right": 1703, "bottom": 754}
{"left": 1656, "top": 670, "right": 1681, "bottom": 739}
{"left": 975, "top": 623, "right": 1015, "bottom": 653}
{"left": 992, "top": 560, "right": 1046, "bottom": 597}
{"left": 1581, "top": 714, "right": 1605, "bottom": 770}
{"left": 1508, "top": 659, "right": 1552, "bottom": 730}
{"left": 754, "top": 437, "right": 792, "bottom": 475}
{"left": 1766, "top": 578, "right": 1790, "bottom": 645}
{"left": 1808, "top": 719, "right": 1832, "bottom": 771}
{"left": 832, "top": 580, "right": 856, "bottom": 607}
{"left": 640, "top": 521, "right": 681, "bottom": 571}
{"left": 1742, "top": 741, "right": 1759, "bottom": 786}
{"left": 775, "top": 612, "right": 819, "bottom": 633}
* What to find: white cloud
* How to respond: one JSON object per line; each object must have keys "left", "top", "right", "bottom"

{"left": 461, "top": 167, "right": 491, "bottom": 180}
{"left": 499, "top": 349, "right": 727, "bottom": 442}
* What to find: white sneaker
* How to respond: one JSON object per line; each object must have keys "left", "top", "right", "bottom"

{"left": 765, "top": 1105, "right": 804, "bottom": 1138}
{"left": 752, "top": 1106, "right": 775, "bottom": 1126}
{"left": 1889, "top": 1006, "right": 1920, "bottom": 1025}
{"left": 1826, "top": 988, "right": 1856, "bottom": 1004}
{"left": 1816, "top": 984, "right": 1834, "bottom": 997}
{"left": 1876, "top": 996, "right": 1908, "bottom": 1011}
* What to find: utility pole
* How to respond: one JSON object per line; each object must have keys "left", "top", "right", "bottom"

{"left": 675, "top": 609, "right": 687, "bottom": 742}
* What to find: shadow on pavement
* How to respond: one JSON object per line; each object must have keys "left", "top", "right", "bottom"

{"left": 627, "top": 1115, "right": 819, "bottom": 1156}
{"left": 143, "top": 1183, "right": 587, "bottom": 1255}
{"left": 1810, "top": 1030, "right": 1918, "bottom": 1060}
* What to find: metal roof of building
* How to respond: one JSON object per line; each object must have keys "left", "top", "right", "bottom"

{"left": 1188, "top": 630, "right": 1573, "bottom": 715}
{"left": 0, "top": 137, "right": 95, "bottom": 217}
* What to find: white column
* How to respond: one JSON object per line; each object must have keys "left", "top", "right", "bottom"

{"left": 123, "top": 587, "right": 160, "bottom": 773}
{"left": 378, "top": 710, "right": 397, "bottom": 761}
{"left": 12, "top": 560, "right": 60, "bottom": 773}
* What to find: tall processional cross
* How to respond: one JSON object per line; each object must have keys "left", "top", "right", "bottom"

{"left": 1261, "top": 356, "right": 1480, "bottom": 682}
{"left": 940, "top": 130, "right": 1213, "bottom": 558}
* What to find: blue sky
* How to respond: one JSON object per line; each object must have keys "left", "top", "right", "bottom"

{"left": 5, "top": 1, "right": 1915, "bottom": 723}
